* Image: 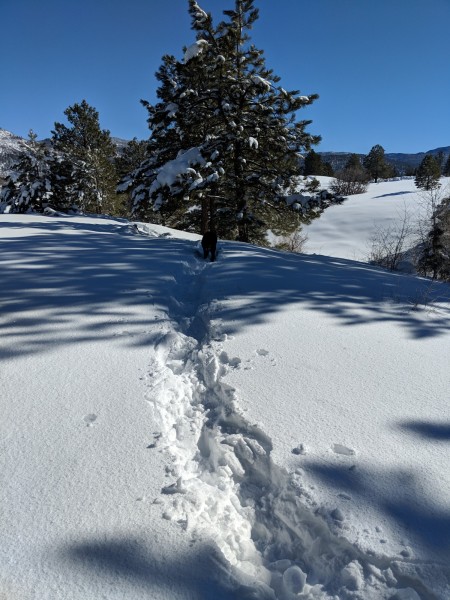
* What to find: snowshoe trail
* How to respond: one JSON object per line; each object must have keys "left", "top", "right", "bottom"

{"left": 143, "top": 242, "right": 441, "bottom": 600}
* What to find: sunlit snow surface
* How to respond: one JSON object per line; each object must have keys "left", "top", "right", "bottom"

{"left": 1, "top": 185, "right": 450, "bottom": 599}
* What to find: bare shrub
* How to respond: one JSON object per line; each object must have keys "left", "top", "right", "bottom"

{"left": 367, "top": 207, "right": 414, "bottom": 271}
{"left": 275, "top": 229, "right": 308, "bottom": 253}
{"left": 329, "top": 167, "right": 369, "bottom": 196}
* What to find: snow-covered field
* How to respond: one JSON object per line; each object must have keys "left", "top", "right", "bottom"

{"left": 1, "top": 200, "right": 450, "bottom": 599}
{"left": 304, "top": 177, "right": 450, "bottom": 263}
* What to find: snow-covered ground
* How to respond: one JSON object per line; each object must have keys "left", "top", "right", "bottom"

{"left": 1, "top": 209, "right": 450, "bottom": 600}
{"left": 304, "top": 177, "right": 450, "bottom": 263}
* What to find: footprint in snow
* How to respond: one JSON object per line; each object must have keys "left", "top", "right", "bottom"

{"left": 83, "top": 414, "right": 97, "bottom": 427}
{"left": 147, "top": 432, "right": 162, "bottom": 449}
{"left": 292, "top": 443, "right": 307, "bottom": 455}
{"left": 332, "top": 443, "right": 356, "bottom": 456}
{"left": 255, "top": 349, "right": 276, "bottom": 365}
{"left": 219, "top": 351, "right": 241, "bottom": 368}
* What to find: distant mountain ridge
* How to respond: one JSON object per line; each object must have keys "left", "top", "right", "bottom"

{"left": 319, "top": 146, "right": 450, "bottom": 173}
{"left": 0, "top": 127, "right": 448, "bottom": 179}
{"left": 0, "top": 129, "right": 131, "bottom": 179}
{"left": 0, "top": 129, "right": 32, "bottom": 178}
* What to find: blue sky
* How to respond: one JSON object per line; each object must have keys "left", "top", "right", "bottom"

{"left": 1, "top": 0, "right": 449, "bottom": 153}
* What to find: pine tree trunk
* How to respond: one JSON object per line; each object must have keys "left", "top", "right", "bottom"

{"left": 201, "top": 196, "right": 209, "bottom": 234}
{"left": 209, "top": 196, "right": 216, "bottom": 232}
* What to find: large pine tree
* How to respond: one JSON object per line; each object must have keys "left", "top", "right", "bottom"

{"left": 363, "top": 144, "right": 391, "bottom": 183}
{"left": 121, "top": 0, "right": 320, "bottom": 242}
{"left": 52, "top": 100, "right": 118, "bottom": 214}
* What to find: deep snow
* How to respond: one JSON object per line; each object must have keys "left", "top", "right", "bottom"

{"left": 1, "top": 189, "right": 450, "bottom": 599}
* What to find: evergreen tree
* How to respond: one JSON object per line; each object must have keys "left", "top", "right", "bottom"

{"left": 116, "top": 138, "right": 149, "bottom": 179}
{"left": 442, "top": 154, "right": 450, "bottom": 177}
{"left": 345, "top": 154, "right": 362, "bottom": 170}
{"left": 52, "top": 100, "right": 118, "bottom": 213}
{"left": 435, "top": 150, "right": 445, "bottom": 172}
{"left": 418, "top": 194, "right": 450, "bottom": 280}
{"left": 329, "top": 153, "right": 368, "bottom": 196}
{"left": 363, "top": 144, "right": 390, "bottom": 183}
{"left": 0, "top": 132, "right": 79, "bottom": 213}
{"left": 321, "top": 161, "right": 334, "bottom": 177}
{"left": 121, "top": 0, "right": 320, "bottom": 242}
{"left": 415, "top": 154, "right": 441, "bottom": 191}
{"left": 114, "top": 138, "right": 149, "bottom": 215}
{"left": 303, "top": 150, "right": 324, "bottom": 176}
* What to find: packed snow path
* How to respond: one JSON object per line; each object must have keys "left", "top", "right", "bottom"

{"left": 1, "top": 214, "right": 450, "bottom": 599}
{"left": 139, "top": 231, "right": 450, "bottom": 599}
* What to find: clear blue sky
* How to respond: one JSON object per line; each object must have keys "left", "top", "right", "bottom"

{"left": 1, "top": 0, "right": 449, "bottom": 153}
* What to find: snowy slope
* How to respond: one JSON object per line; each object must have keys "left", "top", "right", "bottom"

{"left": 304, "top": 177, "right": 450, "bottom": 262}
{"left": 1, "top": 213, "right": 450, "bottom": 600}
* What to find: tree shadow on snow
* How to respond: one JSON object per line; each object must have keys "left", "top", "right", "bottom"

{"left": 0, "top": 217, "right": 200, "bottom": 360}
{"left": 398, "top": 420, "right": 450, "bottom": 441}
{"left": 1, "top": 217, "right": 449, "bottom": 362}
{"left": 203, "top": 242, "right": 450, "bottom": 341}
{"left": 61, "top": 535, "right": 254, "bottom": 599}
{"left": 373, "top": 191, "right": 413, "bottom": 198}
{"left": 302, "top": 460, "right": 450, "bottom": 557}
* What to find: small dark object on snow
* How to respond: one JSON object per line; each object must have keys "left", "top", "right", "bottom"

{"left": 201, "top": 231, "right": 217, "bottom": 262}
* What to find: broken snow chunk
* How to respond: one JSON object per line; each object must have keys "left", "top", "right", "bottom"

{"left": 340, "top": 560, "right": 364, "bottom": 591}
{"left": 282, "top": 565, "right": 306, "bottom": 595}
{"left": 161, "top": 478, "right": 186, "bottom": 495}
{"left": 331, "top": 508, "right": 345, "bottom": 522}
{"left": 269, "top": 559, "right": 292, "bottom": 572}
{"left": 184, "top": 39, "right": 209, "bottom": 63}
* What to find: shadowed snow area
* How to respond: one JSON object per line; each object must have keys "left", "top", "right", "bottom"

{"left": 1, "top": 213, "right": 450, "bottom": 599}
